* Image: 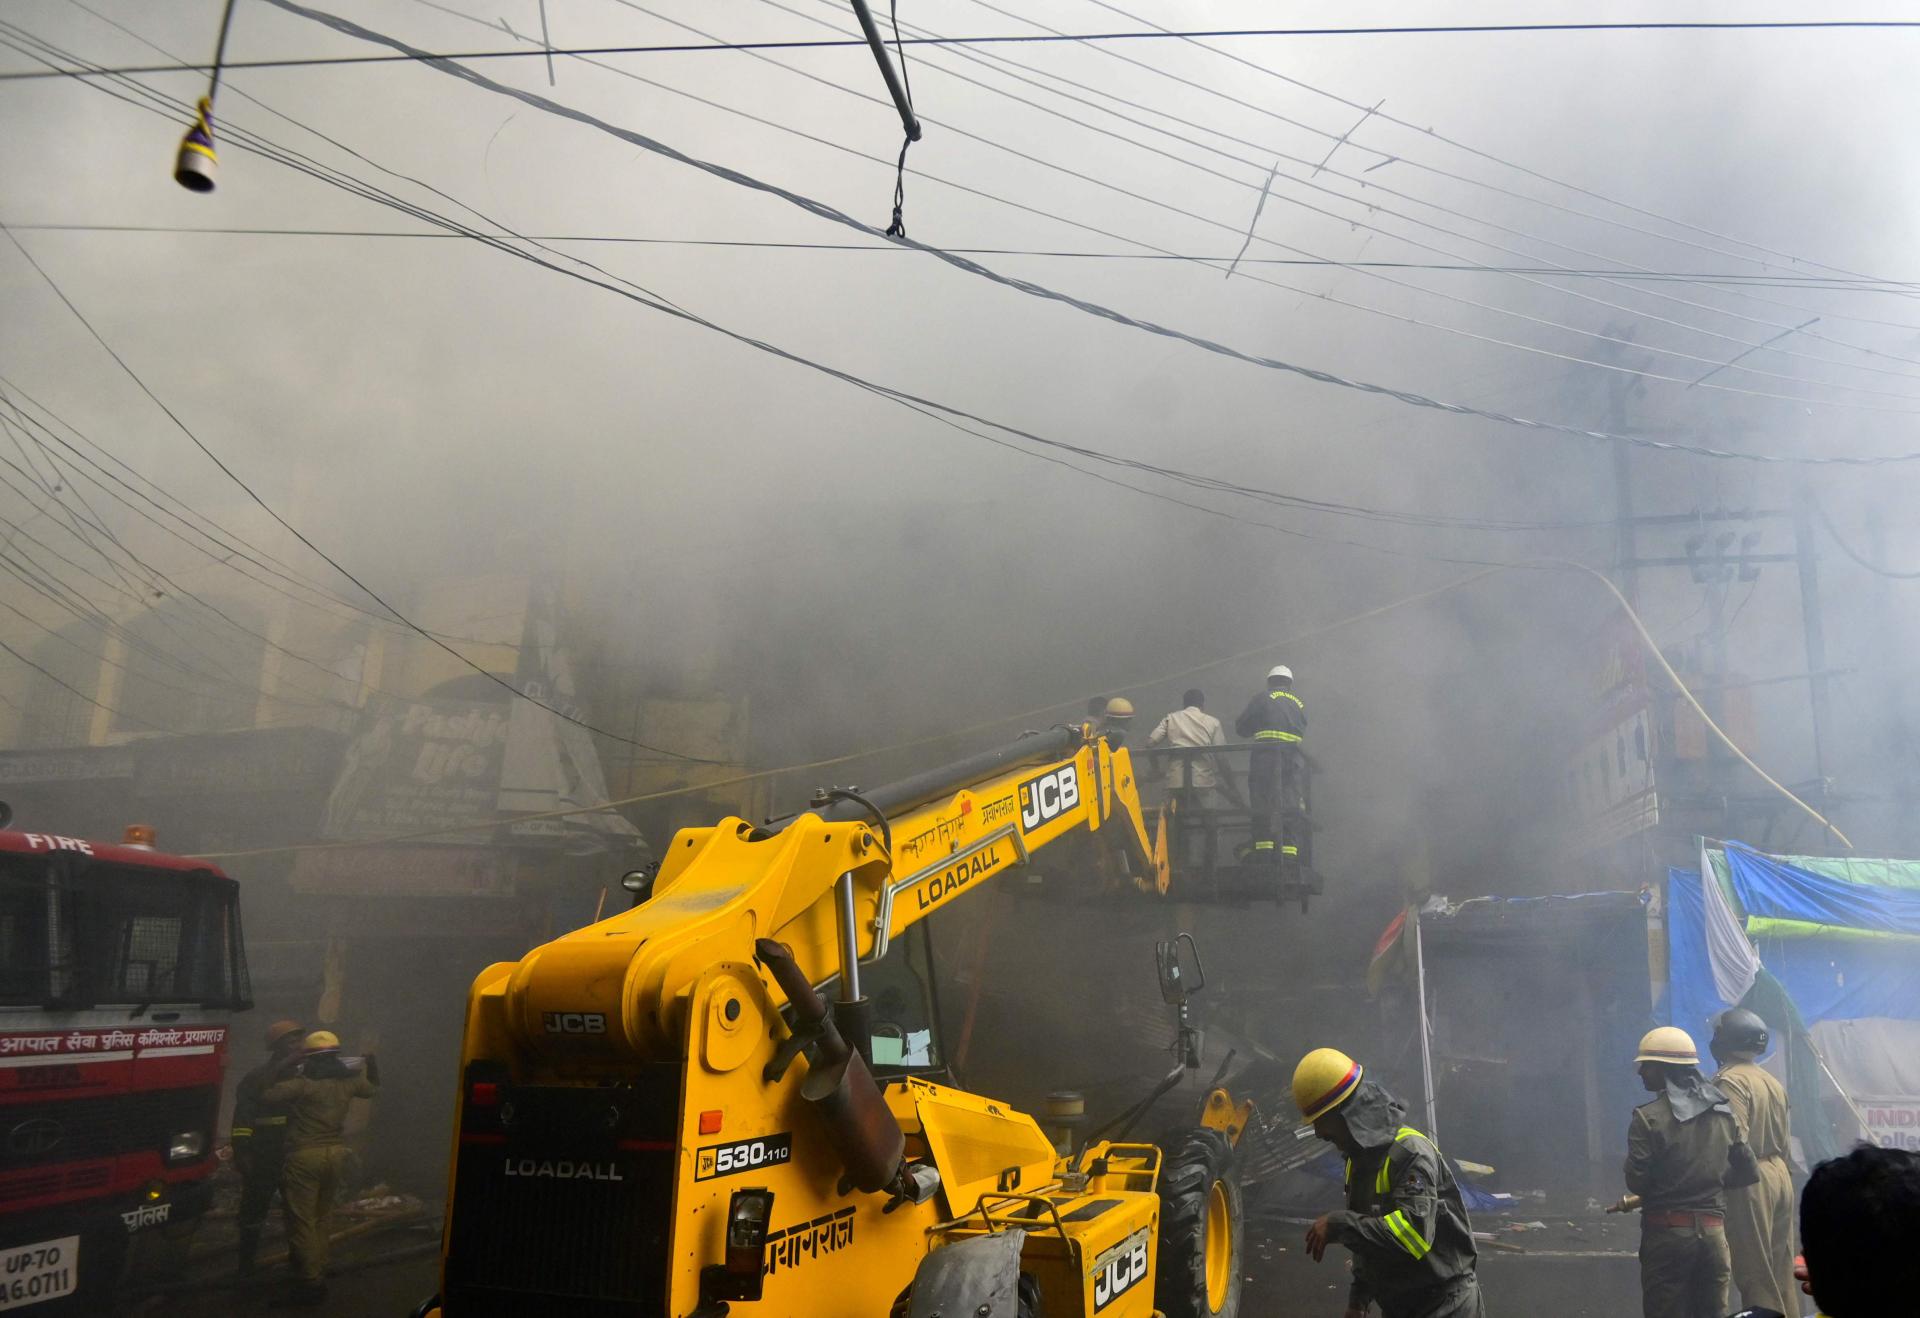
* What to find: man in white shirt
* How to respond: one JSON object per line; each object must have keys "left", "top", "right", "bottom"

{"left": 1148, "top": 689, "right": 1232, "bottom": 809}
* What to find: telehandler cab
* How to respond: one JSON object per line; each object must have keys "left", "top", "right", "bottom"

{"left": 416, "top": 724, "right": 1254, "bottom": 1318}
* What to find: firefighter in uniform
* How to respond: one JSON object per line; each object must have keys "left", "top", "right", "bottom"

{"left": 1617, "top": 1026, "right": 1760, "bottom": 1318}
{"left": 1234, "top": 664, "right": 1306, "bottom": 870}
{"left": 262, "top": 1030, "right": 380, "bottom": 1306}
{"left": 1296, "top": 1047, "right": 1484, "bottom": 1318}
{"left": 1710, "top": 1008, "right": 1799, "bottom": 1315}
{"left": 230, "top": 1019, "right": 306, "bottom": 1275}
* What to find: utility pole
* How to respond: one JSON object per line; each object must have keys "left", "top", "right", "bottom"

{"left": 1791, "top": 486, "right": 1833, "bottom": 792}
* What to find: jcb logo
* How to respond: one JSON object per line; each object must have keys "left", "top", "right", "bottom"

{"left": 1092, "top": 1227, "right": 1151, "bottom": 1311}
{"left": 542, "top": 1012, "right": 606, "bottom": 1035}
{"left": 1018, "top": 765, "right": 1080, "bottom": 832}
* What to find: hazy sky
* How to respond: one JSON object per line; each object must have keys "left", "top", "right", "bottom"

{"left": 6, "top": 0, "right": 1920, "bottom": 877}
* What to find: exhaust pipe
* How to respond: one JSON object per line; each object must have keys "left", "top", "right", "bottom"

{"left": 757, "top": 939, "right": 904, "bottom": 1194}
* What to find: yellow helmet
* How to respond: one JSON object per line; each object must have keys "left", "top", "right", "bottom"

{"left": 301, "top": 1030, "right": 341, "bottom": 1053}
{"left": 1103, "top": 697, "right": 1136, "bottom": 718}
{"left": 1293, "top": 1046, "right": 1364, "bottom": 1120}
{"left": 1634, "top": 1026, "right": 1698, "bottom": 1067}
{"left": 265, "top": 1019, "right": 304, "bottom": 1049}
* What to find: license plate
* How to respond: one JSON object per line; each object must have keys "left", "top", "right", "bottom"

{"left": 0, "top": 1237, "right": 78, "bottom": 1311}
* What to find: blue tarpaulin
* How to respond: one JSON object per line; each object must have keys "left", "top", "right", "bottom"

{"left": 1758, "top": 933, "right": 1920, "bottom": 1023}
{"left": 1666, "top": 864, "right": 1852, "bottom": 1161}
{"left": 1664, "top": 867, "right": 1728, "bottom": 1038}
{"left": 1670, "top": 850, "right": 1920, "bottom": 1027}
{"left": 1724, "top": 846, "right": 1920, "bottom": 938}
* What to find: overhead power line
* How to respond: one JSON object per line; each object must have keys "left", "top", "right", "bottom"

{"left": 0, "top": 221, "right": 724, "bottom": 763}
{"left": 0, "top": 631, "right": 176, "bottom": 732}
{"left": 0, "top": 414, "right": 394, "bottom": 716}
{"left": 0, "top": 8, "right": 1892, "bottom": 646}
{"left": 0, "top": 401, "right": 325, "bottom": 701}
{"left": 15, "top": 224, "right": 1920, "bottom": 291}
{"left": 449, "top": 0, "right": 1920, "bottom": 402}
{"left": 1024, "top": 0, "right": 1920, "bottom": 362}
{"left": 859, "top": 0, "right": 1920, "bottom": 374}
{"left": 187, "top": 568, "right": 1513, "bottom": 860}
{"left": 10, "top": 16, "right": 1920, "bottom": 81}
{"left": 1811, "top": 499, "right": 1920, "bottom": 580}
{"left": 259, "top": 0, "right": 1920, "bottom": 462}
{"left": 396, "top": 0, "right": 1920, "bottom": 400}
{"left": 0, "top": 33, "right": 1590, "bottom": 569}
{"left": 0, "top": 376, "right": 521, "bottom": 646}
{"left": 1078, "top": 0, "right": 1919, "bottom": 318}
{"left": 766, "top": 0, "right": 1920, "bottom": 396}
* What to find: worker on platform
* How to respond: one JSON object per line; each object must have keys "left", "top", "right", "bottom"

{"left": 1099, "top": 696, "right": 1136, "bottom": 749}
{"left": 230, "top": 1019, "right": 306, "bottom": 1277}
{"left": 1617, "top": 1026, "right": 1760, "bottom": 1318}
{"left": 1148, "top": 688, "right": 1231, "bottom": 810}
{"left": 1235, "top": 664, "right": 1306, "bottom": 869}
{"left": 1709, "top": 1008, "right": 1799, "bottom": 1316}
{"left": 1296, "top": 1047, "right": 1484, "bottom": 1318}
{"left": 263, "top": 1029, "right": 380, "bottom": 1307}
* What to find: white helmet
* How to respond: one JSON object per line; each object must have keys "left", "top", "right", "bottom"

{"left": 1268, "top": 664, "right": 1293, "bottom": 682}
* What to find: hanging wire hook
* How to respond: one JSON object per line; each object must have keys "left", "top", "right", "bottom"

{"left": 848, "top": 0, "right": 921, "bottom": 237}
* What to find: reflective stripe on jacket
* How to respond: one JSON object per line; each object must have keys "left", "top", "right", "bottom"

{"left": 1234, "top": 687, "right": 1306, "bottom": 748}
{"left": 1331, "top": 1124, "right": 1479, "bottom": 1313}
{"left": 231, "top": 1061, "right": 292, "bottom": 1157}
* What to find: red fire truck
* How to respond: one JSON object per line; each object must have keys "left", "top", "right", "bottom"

{"left": 0, "top": 818, "right": 250, "bottom": 1313}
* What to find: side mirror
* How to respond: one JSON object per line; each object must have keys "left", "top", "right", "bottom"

{"left": 1155, "top": 932, "right": 1205, "bottom": 1006}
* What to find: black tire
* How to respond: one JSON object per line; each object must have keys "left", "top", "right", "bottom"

{"left": 1155, "top": 1128, "right": 1244, "bottom": 1318}
{"left": 1016, "top": 1272, "right": 1041, "bottom": 1318}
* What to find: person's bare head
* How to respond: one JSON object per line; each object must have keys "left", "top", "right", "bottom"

{"left": 1800, "top": 1143, "right": 1920, "bottom": 1316}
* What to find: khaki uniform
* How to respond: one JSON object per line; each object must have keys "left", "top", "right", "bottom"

{"left": 1716, "top": 1061, "right": 1798, "bottom": 1314}
{"left": 1625, "top": 1087, "right": 1740, "bottom": 1318}
{"left": 263, "top": 1062, "right": 378, "bottom": 1286}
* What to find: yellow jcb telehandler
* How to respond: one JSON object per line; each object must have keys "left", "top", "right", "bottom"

{"left": 415, "top": 724, "right": 1254, "bottom": 1317}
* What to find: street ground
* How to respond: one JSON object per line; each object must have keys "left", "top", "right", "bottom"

{"left": 128, "top": 1208, "right": 1642, "bottom": 1317}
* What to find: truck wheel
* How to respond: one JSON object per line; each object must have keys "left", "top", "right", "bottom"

{"left": 1155, "top": 1129, "right": 1243, "bottom": 1318}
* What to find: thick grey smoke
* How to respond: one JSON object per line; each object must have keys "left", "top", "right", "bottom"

{"left": 4, "top": 2, "right": 1919, "bottom": 1246}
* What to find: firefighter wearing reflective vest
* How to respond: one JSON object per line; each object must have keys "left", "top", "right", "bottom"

{"left": 229, "top": 1019, "right": 305, "bottom": 1276}
{"left": 1235, "top": 664, "right": 1306, "bottom": 868}
{"left": 1617, "top": 1026, "right": 1761, "bottom": 1318}
{"left": 1709, "top": 1009, "right": 1799, "bottom": 1316}
{"left": 1296, "top": 1048, "right": 1484, "bottom": 1318}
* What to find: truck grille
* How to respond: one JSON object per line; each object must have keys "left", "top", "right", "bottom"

{"left": 0, "top": 1087, "right": 216, "bottom": 1171}
{"left": 0, "top": 1161, "right": 110, "bottom": 1206}
{"left": 443, "top": 1066, "right": 679, "bottom": 1318}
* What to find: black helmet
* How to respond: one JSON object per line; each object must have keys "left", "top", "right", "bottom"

{"left": 1711, "top": 1007, "right": 1770, "bottom": 1057}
